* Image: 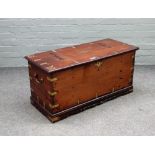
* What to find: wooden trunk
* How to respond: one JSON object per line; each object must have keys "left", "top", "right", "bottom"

{"left": 25, "top": 38, "right": 139, "bottom": 122}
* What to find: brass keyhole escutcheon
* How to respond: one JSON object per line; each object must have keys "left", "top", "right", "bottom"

{"left": 95, "top": 61, "right": 103, "bottom": 70}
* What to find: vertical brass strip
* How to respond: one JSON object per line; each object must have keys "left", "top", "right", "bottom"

{"left": 130, "top": 52, "right": 136, "bottom": 85}
{"left": 48, "top": 76, "right": 59, "bottom": 109}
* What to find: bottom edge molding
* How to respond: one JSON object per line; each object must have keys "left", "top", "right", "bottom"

{"left": 31, "top": 85, "right": 133, "bottom": 123}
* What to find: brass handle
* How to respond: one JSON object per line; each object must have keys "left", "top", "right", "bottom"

{"left": 34, "top": 73, "right": 43, "bottom": 84}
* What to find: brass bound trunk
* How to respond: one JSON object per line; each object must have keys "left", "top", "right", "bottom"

{"left": 25, "top": 38, "right": 139, "bottom": 122}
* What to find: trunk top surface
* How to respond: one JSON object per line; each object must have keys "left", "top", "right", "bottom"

{"left": 25, "top": 38, "right": 139, "bottom": 73}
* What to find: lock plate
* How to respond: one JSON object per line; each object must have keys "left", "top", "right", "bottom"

{"left": 95, "top": 61, "right": 103, "bottom": 68}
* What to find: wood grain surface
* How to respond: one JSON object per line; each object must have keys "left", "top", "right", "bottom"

{"left": 25, "top": 38, "right": 139, "bottom": 122}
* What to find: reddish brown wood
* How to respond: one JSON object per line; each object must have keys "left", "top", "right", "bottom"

{"left": 25, "top": 38, "right": 139, "bottom": 122}
{"left": 53, "top": 52, "right": 134, "bottom": 111}
{"left": 25, "top": 38, "right": 138, "bottom": 73}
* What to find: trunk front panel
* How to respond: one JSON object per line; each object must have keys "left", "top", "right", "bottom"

{"left": 53, "top": 51, "right": 135, "bottom": 111}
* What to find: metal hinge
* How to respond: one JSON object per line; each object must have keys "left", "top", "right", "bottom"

{"left": 47, "top": 77, "right": 58, "bottom": 82}
{"left": 48, "top": 91, "right": 57, "bottom": 96}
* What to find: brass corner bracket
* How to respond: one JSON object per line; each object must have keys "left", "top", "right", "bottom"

{"left": 48, "top": 91, "right": 57, "bottom": 96}
{"left": 47, "top": 77, "right": 58, "bottom": 82}
{"left": 49, "top": 103, "right": 59, "bottom": 109}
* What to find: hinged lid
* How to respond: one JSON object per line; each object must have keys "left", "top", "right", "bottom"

{"left": 25, "top": 38, "right": 139, "bottom": 73}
